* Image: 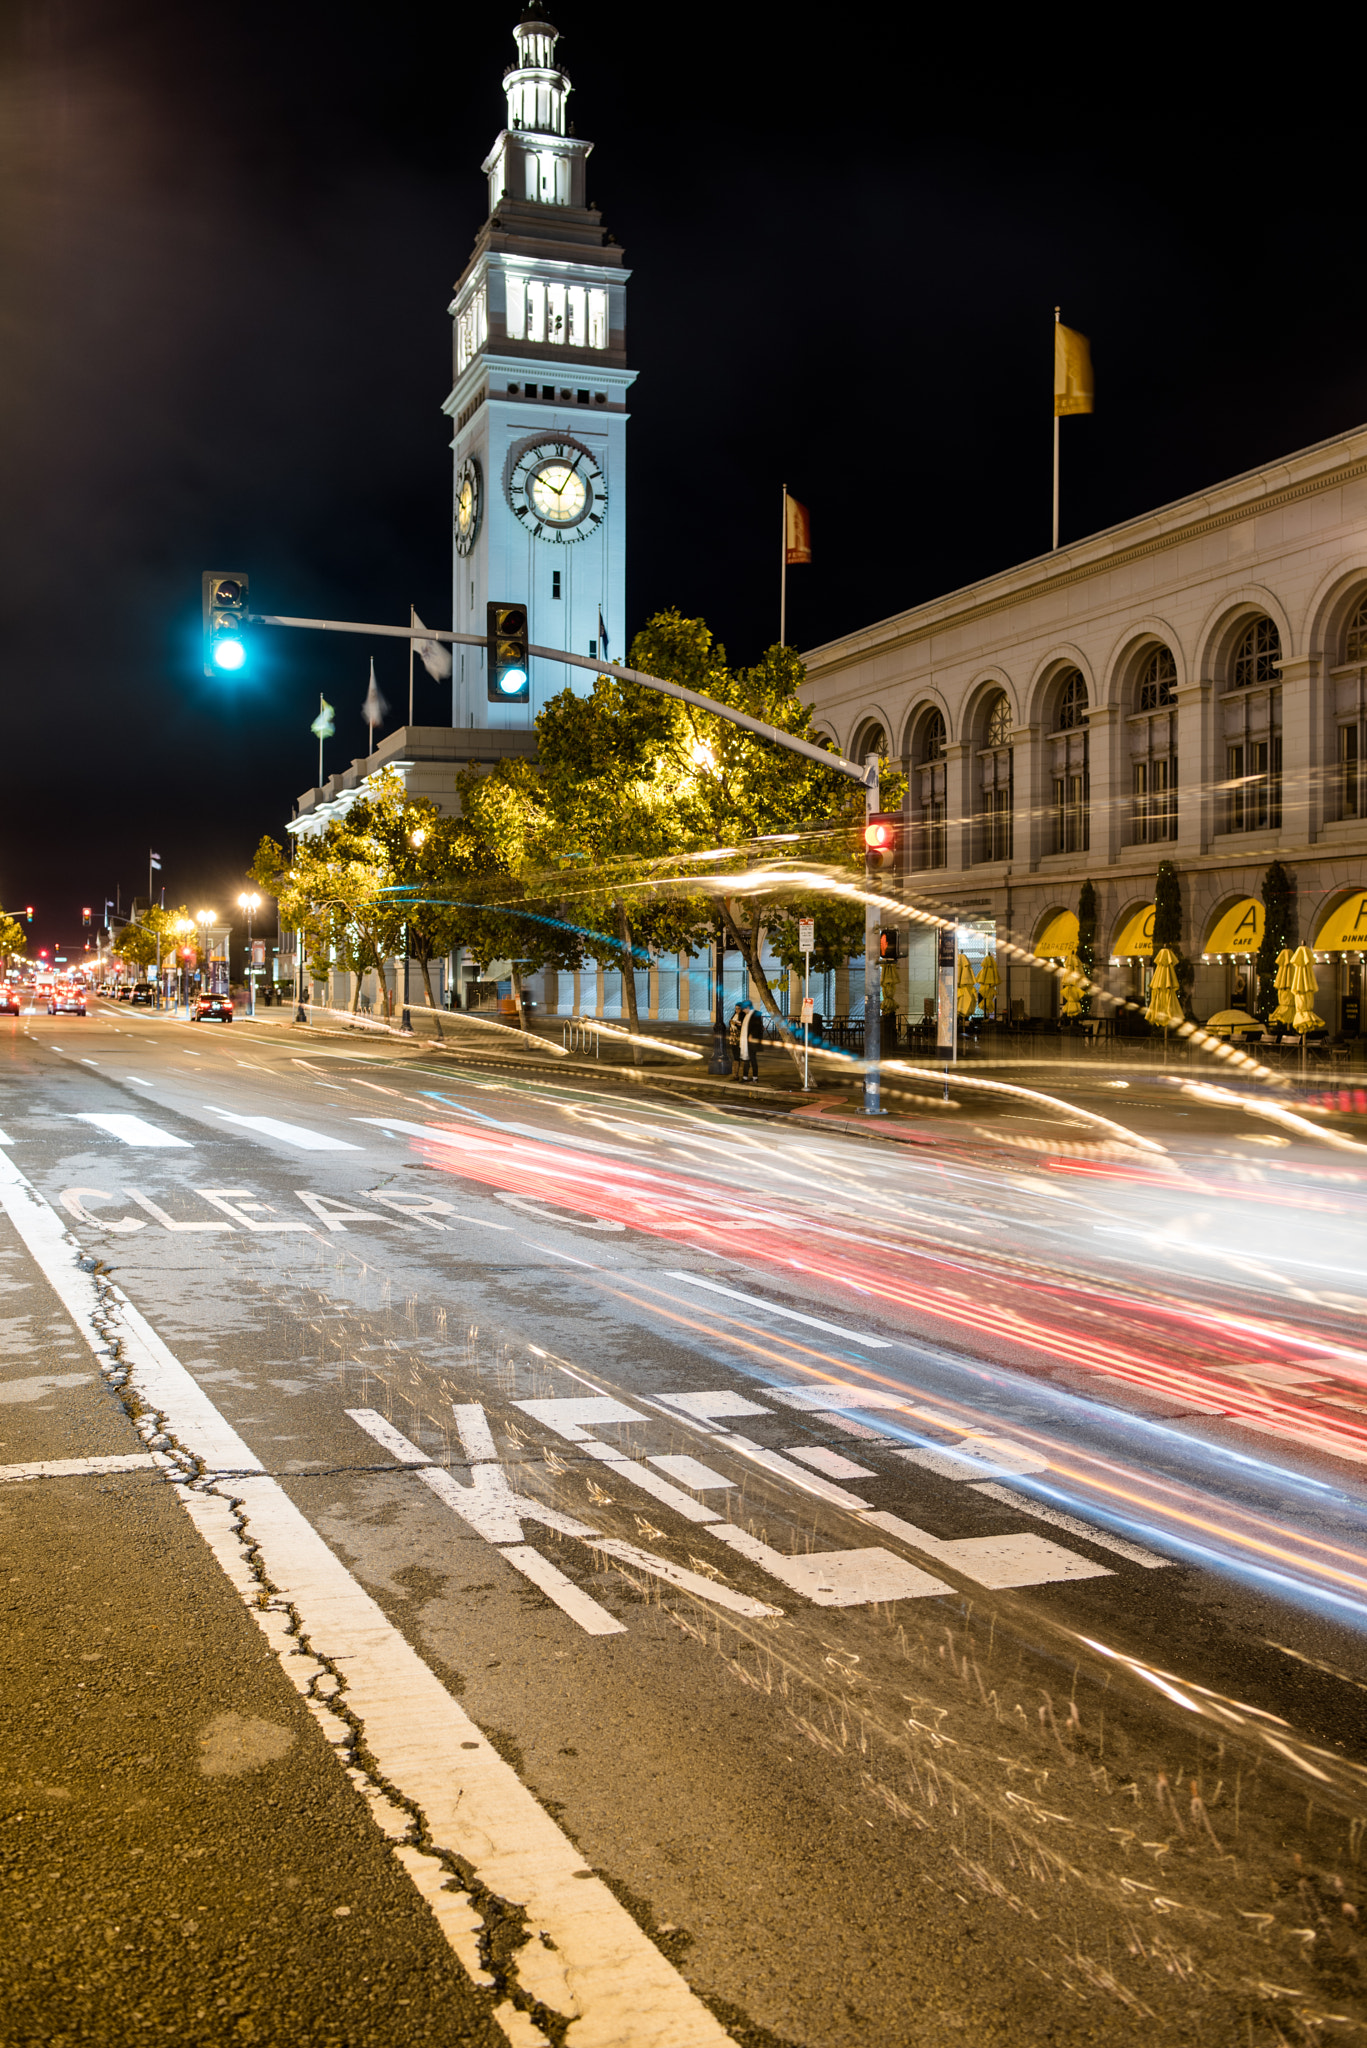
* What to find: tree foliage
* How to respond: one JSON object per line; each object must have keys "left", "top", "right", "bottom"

{"left": 1255, "top": 859, "right": 1297, "bottom": 1022}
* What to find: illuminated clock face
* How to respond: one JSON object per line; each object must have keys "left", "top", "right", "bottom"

{"left": 454, "top": 458, "right": 481, "bottom": 557}
{"left": 508, "top": 438, "right": 606, "bottom": 545}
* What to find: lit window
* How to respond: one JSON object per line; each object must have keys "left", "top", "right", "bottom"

{"left": 454, "top": 283, "right": 488, "bottom": 376}
{"left": 567, "top": 285, "right": 586, "bottom": 346}
{"left": 547, "top": 282, "right": 566, "bottom": 342}
{"left": 985, "top": 692, "right": 1011, "bottom": 747}
{"left": 506, "top": 275, "right": 527, "bottom": 342}
{"left": 527, "top": 280, "right": 546, "bottom": 343}
{"left": 1137, "top": 645, "right": 1176, "bottom": 709}
{"left": 978, "top": 693, "right": 1012, "bottom": 863}
{"left": 1231, "top": 615, "right": 1280, "bottom": 688}
{"left": 588, "top": 290, "right": 608, "bottom": 349}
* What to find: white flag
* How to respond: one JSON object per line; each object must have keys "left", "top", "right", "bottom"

{"left": 412, "top": 610, "right": 452, "bottom": 681}
{"left": 362, "top": 658, "right": 389, "bottom": 732}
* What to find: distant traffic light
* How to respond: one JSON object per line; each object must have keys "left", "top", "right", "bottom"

{"left": 863, "top": 813, "right": 900, "bottom": 875}
{"left": 82, "top": 906, "right": 91, "bottom": 927}
{"left": 487, "top": 601, "right": 529, "bottom": 702}
{"left": 24, "top": 906, "right": 32, "bottom": 925}
{"left": 202, "top": 571, "right": 250, "bottom": 677}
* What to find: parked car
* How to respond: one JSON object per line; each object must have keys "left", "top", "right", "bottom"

{"left": 115, "top": 984, "right": 133, "bottom": 1001}
{"left": 130, "top": 982, "right": 156, "bottom": 1006}
{"left": 48, "top": 986, "right": 87, "bottom": 1016}
{"left": 193, "top": 993, "right": 234, "bottom": 1023}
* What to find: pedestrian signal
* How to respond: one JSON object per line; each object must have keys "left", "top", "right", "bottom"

{"left": 202, "top": 571, "right": 250, "bottom": 677}
{"left": 863, "top": 813, "right": 900, "bottom": 874}
{"left": 487, "top": 601, "right": 530, "bottom": 702}
{"left": 878, "top": 928, "right": 899, "bottom": 962}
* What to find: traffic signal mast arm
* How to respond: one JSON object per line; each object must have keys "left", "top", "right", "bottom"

{"left": 248, "top": 611, "right": 875, "bottom": 788}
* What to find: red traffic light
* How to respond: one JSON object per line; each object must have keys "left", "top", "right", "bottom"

{"left": 863, "top": 813, "right": 900, "bottom": 871}
{"left": 863, "top": 820, "right": 895, "bottom": 851}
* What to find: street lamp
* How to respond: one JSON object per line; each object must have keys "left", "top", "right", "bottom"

{"left": 401, "top": 826, "right": 426, "bottom": 1032}
{"left": 237, "top": 891, "right": 260, "bottom": 1017}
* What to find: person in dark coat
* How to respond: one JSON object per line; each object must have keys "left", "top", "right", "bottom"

{"left": 727, "top": 1004, "right": 743, "bottom": 1079}
{"left": 742, "top": 1005, "right": 764, "bottom": 1081}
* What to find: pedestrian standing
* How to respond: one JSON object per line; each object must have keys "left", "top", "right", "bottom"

{"left": 728, "top": 1004, "right": 743, "bottom": 1079}
{"left": 745, "top": 1005, "right": 764, "bottom": 1082}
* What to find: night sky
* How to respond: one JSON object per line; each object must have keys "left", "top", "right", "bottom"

{"left": 3, "top": 0, "right": 1363, "bottom": 958}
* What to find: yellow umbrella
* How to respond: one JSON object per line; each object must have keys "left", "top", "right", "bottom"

{"left": 956, "top": 953, "right": 979, "bottom": 1020}
{"left": 1288, "top": 945, "right": 1325, "bottom": 1033}
{"left": 978, "top": 953, "right": 1000, "bottom": 1018}
{"left": 1059, "top": 949, "right": 1084, "bottom": 1019}
{"left": 1144, "top": 946, "right": 1183, "bottom": 1030}
{"left": 1269, "top": 947, "right": 1297, "bottom": 1028}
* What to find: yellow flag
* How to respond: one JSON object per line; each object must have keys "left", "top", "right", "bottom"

{"left": 1054, "top": 321, "right": 1094, "bottom": 417}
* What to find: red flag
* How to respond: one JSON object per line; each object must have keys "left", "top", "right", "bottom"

{"left": 784, "top": 492, "right": 812, "bottom": 565}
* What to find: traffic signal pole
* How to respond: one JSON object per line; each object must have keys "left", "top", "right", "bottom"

{"left": 247, "top": 613, "right": 875, "bottom": 791}
{"left": 863, "top": 755, "right": 882, "bottom": 1117}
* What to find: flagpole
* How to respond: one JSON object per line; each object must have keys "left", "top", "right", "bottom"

{"left": 779, "top": 484, "right": 787, "bottom": 647}
{"left": 1052, "top": 307, "right": 1060, "bottom": 552}
{"left": 408, "top": 602, "right": 416, "bottom": 728}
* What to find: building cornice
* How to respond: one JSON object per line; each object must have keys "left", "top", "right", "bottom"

{"left": 802, "top": 424, "right": 1367, "bottom": 684}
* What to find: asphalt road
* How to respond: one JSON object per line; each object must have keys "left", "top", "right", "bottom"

{"left": 4, "top": 1000, "right": 1367, "bottom": 2047}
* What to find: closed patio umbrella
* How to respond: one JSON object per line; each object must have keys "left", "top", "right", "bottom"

{"left": 1059, "top": 949, "right": 1084, "bottom": 1019}
{"left": 1288, "top": 945, "right": 1325, "bottom": 1034}
{"left": 956, "top": 953, "right": 979, "bottom": 1020}
{"left": 1144, "top": 947, "right": 1183, "bottom": 1030}
{"left": 978, "top": 953, "right": 1000, "bottom": 1018}
{"left": 1269, "top": 947, "right": 1297, "bottom": 1029}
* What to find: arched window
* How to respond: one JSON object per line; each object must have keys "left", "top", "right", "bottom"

{"left": 1339, "top": 596, "right": 1367, "bottom": 818}
{"left": 1050, "top": 672, "right": 1089, "bottom": 852}
{"left": 977, "top": 691, "right": 1012, "bottom": 862}
{"left": 1346, "top": 594, "right": 1367, "bottom": 664}
{"left": 1056, "top": 670, "right": 1088, "bottom": 729}
{"left": 855, "top": 722, "right": 888, "bottom": 761}
{"left": 1231, "top": 615, "right": 1280, "bottom": 688}
{"left": 1225, "top": 616, "right": 1282, "bottom": 830}
{"left": 914, "top": 709, "right": 947, "bottom": 869}
{"left": 1131, "top": 646, "right": 1178, "bottom": 845}
{"left": 1137, "top": 645, "right": 1176, "bottom": 710}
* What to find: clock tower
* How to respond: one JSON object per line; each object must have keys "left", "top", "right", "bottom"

{"left": 445, "top": 3, "right": 634, "bottom": 729}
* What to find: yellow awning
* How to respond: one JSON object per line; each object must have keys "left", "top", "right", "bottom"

{"left": 1314, "top": 891, "right": 1367, "bottom": 951}
{"left": 1112, "top": 904, "right": 1156, "bottom": 958}
{"left": 1036, "top": 910, "right": 1078, "bottom": 958}
{"left": 1204, "top": 897, "right": 1263, "bottom": 954}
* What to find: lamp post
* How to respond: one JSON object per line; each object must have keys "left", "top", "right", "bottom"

{"left": 195, "top": 909, "right": 215, "bottom": 1010}
{"left": 237, "top": 891, "right": 260, "bottom": 1017}
{"left": 402, "top": 827, "right": 426, "bottom": 1034}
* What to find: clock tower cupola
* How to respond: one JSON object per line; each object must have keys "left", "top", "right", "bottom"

{"left": 445, "top": 3, "right": 634, "bottom": 728}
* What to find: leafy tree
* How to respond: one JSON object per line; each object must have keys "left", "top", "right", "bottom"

{"left": 1152, "top": 859, "right": 1193, "bottom": 1017}
{"left": 1076, "top": 879, "right": 1096, "bottom": 1019}
{"left": 0, "top": 911, "right": 26, "bottom": 965}
{"left": 1255, "top": 859, "right": 1297, "bottom": 1023}
{"left": 115, "top": 904, "right": 191, "bottom": 978}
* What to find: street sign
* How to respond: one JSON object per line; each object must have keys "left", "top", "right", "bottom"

{"left": 798, "top": 917, "right": 814, "bottom": 953}
{"left": 251, "top": 940, "right": 266, "bottom": 966}
{"left": 799, "top": 995, "right": 814, "bottom": 1024}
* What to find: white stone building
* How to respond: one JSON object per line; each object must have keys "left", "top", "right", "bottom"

{"left": 799, "top": 421, "right": 1367, "bottom": 1036}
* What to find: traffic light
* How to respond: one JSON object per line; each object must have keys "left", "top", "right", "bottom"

{"left": 202, "top": 571, "right": 250, "bottom": 677}
{"left": 863, "top": 813, "right": 900, "bottom": 875}
{"left": 24, "top": 906, "right": 32, "bottom": 925}
{"left": 878, "top": 928, "right": 899, "bottom": 962}
{"left": 82, "top": 906, "right": 91, "bottom": 928}
{"left": 487, "top": 601, "right": 529, "bottom": 702}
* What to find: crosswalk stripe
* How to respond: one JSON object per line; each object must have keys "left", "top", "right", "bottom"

{"left": 204, "top": 1108, "right": 361, "bottom": 1151}
{"left": 74, "top": 1112, "right": 190, "bottom": 1148}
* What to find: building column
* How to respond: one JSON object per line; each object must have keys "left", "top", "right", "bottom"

{"left": 1086, "top": 704, "right": 1122, "bottom": 864}
{"left": 1176, "top": 680, "right": 1214, "bottom": 855}
{"left": 945, "top": 742, "right": 972, "bottom": 870}
{"left": 1276, "top": 654, "right": 1322, "bottom": 846}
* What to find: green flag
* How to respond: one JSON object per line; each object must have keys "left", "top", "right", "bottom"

{"left": 310, "top": 695, "right": 335, "bottom": 739}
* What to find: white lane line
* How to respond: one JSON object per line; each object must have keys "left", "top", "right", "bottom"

{"left": 664, "top": 1271, "right": 892, "bottom": 1347}
{"left": 74, "top": 1112, "right": 191, "bottom": 1149}
{"left": 203, "top": 1108, "right": 362, "bottom": 1152}
{"left": 0, "top": 1128, "right": 13, "bottom": 1144}
{"left": 0, "top": 1452, "right": 157, "bottom": 1482}
{"left": 768, "top": 1384, "right": 912, "bottom": 1412}
{"left": 783, "top": 1445, "right": 878, "bottom": 1481}
{"left": 648, "top": 1454, "right": 734, "bottom": 1491}
{"left": 0, "top": 1161, "right": 729, "bottom": 2048}
{"left": 580, "top": 1440, "right": 720, "bottom": 1524}
{"left": 969, "top": 1483, "right": 1173, "bottom": 1567}
{"left": 125, "top": 1076, "right": 154, "bottom": 1087}
{"left": 713, "top": 1433, "right": 872, "bottom": 1510}
{"left": 860, "top": 1508, "right": 1112, "bottom": 1589}
{"left": 709, "top": 1524, "right": 949, "bottom": 1606}
{"left": 452, "top": 1403, "right": 499, "bottom": 1462}
{"left": 656, "top": 1389, "right": 773, "bottom": 1422}
{"left": 896, "top": 1436, "right": 1050, "bottom": 1481}
{"left": 499, "top": 1544, "right": 627, "bottom": 1636}
{"left": 513, "top": 1395, "right": 646, "bottom": 1441}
